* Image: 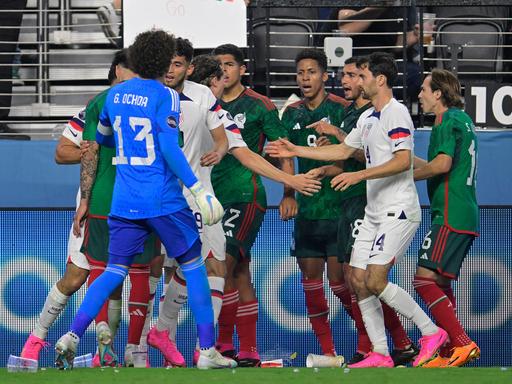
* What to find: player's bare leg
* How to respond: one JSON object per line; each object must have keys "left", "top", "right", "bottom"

{"left": 233, "top": 258, "right": 260, "bottom": 367}
{"left": 21, "top": 263, "right": 89, "bottom": 362}
{"left": 414, "top": 266, "right": 479, "bottom": 367}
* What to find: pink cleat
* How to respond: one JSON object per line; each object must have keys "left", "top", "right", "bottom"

{"left": 20, "top": 334, "right": 49, "bottom": 362}
{"left": 193, "top": 349, "right": 200, "bottom": 366}
{"left": 92, "top": 353, "right": 101, "bottom": 368}
{"left": 147, "top": 327, "right": 185, "bottom": 367}
{"left": 347, "top": 351, "right": 394, "bottom": 368}
{"left": 413, "top": 327, "right": 449, "bottom": 367}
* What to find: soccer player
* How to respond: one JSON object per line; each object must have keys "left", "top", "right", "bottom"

{"left": 146, "top": 37, "right": 229, "bottom": 368}
{"left": 413, "top": 69, "right": 480, "bottom": 367}
{"left": 156, "top": 53, "right": 321, "bottom": 365}
{"left": 212, "top": 44, "right": 296, "bottom": 367}
{"left": 75, "top": 49, "right": 161, "bottom": 368}
{"left": 306, "top": 57, "right": 417, "bottom": 366}
{"left": 19, "top": 52, "right": 129, "bottom": 364}
{"left": 266, "top": 52, "right": 448, "bottom": 368}
{"left": 280, "top": 48, "right": 349, "bottom": 358}
{"left": 54, "top": 30, "right": 234, "bottom": 370}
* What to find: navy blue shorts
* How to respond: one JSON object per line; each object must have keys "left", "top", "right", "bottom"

{"left": 108, "top": 207, "right": 200, "bottom": 265}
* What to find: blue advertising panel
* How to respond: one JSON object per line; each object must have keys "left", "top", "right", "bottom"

{"left": 0, "top": 208, "right": 510, "bottom": 368}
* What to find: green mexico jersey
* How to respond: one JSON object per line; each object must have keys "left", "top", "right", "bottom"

{"left": 83, "top": 88, "right": 116, "bottom": 217}
{"left": 282, "top": 93, "right": 346, "bottom": 220}
{"left": 212, "top": 88, "right": 287, "bottom": 207}
{"left": 428, "top": 108, "right": 479, "bottom": 234}
{"left": 338, "top": 102, "right": 371, "bottom": 200}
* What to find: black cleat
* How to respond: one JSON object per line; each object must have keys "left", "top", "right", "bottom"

{"left": 391, "top": 343, "right": 419, "bottom": 367}
{"left": 347, "top": 352, "right": 366, "bottom": 365}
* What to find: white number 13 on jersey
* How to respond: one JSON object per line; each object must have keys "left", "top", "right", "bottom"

{"left": 112, "top": 116, "right": 156, "bottom": 166}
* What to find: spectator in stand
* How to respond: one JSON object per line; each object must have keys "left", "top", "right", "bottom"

{"left": 335, "top": 6, "right": 421, "bottom": 101}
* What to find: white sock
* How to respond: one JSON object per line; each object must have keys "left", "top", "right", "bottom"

{"left": 194, "top": 276, "right": 225, "bottom": 350}
{"left": 156, "top": 273, "right": 187, "bottom": 341}
{"left": 358, "top": 295, "right": 389, "bottom": 356}
{"left": 379, "top": 282, "right": 438, "bottom": 336}
{"left": 33, "top": 284, "right": 69, "bottom": 340}
{"left": 107, "top": 299, "right": 122, "bottom": 338}
{"left": 208, "top": 276, "right": 225, "bottom": 326}
{"left": 159, "top": 283, "right": 169, "bottom": 314}
{"left": 140, "top": 275, "right": 160, "bottom": 345}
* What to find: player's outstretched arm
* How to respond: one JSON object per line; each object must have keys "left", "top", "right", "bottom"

{"left": 266, "top": 138, "right": 356, "bottom": 162}
{"left": 55, "top": 136, "right": 81, "bottom": 164}
{"left": 232, "top": 146, "right": 321, "bottom": 196}
{"left": 331, "top": 149, "right": 411, "bottom": 191}
{"left": 414, "top": 154, "right": 452, "bottom": 181}
{"left": 307, "top": 120, "right": 347, "bottom": 143}
{"left": 200, "top": 125, "right": 229, "bottom": 167}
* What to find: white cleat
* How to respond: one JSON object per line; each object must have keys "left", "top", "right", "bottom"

{"left": 96, "top": 321, "right": 118, "bottom": 367}
{"left": 197, "top": 347, "right": 238, "bottom": 369}
{"left": 55, "top": 332, "right": 79, "bottom": 370}
{"left": 96, "top": 3, "right": 119, "bottom": 46}
{"left": 124, "top": 343, "right": 137, "bottom": 367}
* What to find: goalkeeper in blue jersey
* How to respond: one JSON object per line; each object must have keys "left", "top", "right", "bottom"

{"left": 54, "top": 30, "right": 235, "bottom": 370}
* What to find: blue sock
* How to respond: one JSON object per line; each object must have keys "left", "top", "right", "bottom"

{"left": 180, "top": 256, "right": 214, "bottom": 349}
{"left": 70, "top": 264, "right": 128, "bottom": 337}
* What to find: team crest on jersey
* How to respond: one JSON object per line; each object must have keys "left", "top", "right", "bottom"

{"left": 292, "top": 122, "right": 301, "bottom": 130}
{"left": 234, "top": 113, "right": 246, "bottom": 129}
{"left": 167, "top": 115, "right": 178, "bottom": 128}
{"left": 363, "top": 122, "right": 373, "bottom": 139}
{"left": 78, "top": 109, "right": 86, "bottom": 121}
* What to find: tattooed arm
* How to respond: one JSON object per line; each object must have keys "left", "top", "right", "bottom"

{"left": 73, "top": 141, "right": 99, "bottom": 236}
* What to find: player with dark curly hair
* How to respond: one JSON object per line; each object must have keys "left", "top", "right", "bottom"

{"left": 128, "top": 29, "right": 176, "bottom": 79}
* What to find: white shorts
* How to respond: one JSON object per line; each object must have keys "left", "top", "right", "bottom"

{"left": 163, "top": 218, "right": 226, "bottom": 268}
{"left": 349, "top": 214, "right": 419, "bottom": 270}
{"left": 66, "top": 222, "right": 89, "bottom": 271}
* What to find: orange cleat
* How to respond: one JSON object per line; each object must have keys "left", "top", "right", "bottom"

{"left": 422, "top": 355, "right": 450, "bottom": 368}
{"left": 447, "top": 341, "right": 480, "bottom": 367}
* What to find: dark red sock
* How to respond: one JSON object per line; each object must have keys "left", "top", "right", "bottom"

{"left": 217, "top": 289, "right": 238, "bottom": 346}
{"left": 127, "top": 268, "right": 150, "bottom": 345}
{"left": 329, "top": 280, "right": 354, "bottom": 319}
{"left": 236, "top": 300, "right": 258, "bottom": 353}
{"left": 381, "top": 302, "right": 411, "bottom": 350}
{"left": 351, "top": 294, "right": 372, "bottom": 354}
{"left": 439, "top": 283, "right": 457, "bottom": 356}
{"left": 88, "top": 265, "right": 108, "bottom": 324}
{"left": 302, "top": 279, "right": 335, "bottom": 356}
{"left": 413, "top": 276, "right": 471, "bottom": 347}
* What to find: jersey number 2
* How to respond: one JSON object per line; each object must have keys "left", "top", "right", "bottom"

{"left": 112, "top": 116, "right": 156, "bottom": 166}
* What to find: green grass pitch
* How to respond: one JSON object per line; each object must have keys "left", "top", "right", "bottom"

{"left": 1, "top": 367, "right": 511, "bottom": 384}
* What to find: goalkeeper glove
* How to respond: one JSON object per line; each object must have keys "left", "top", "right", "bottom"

{"left": 189, "top": 181, "right": 224, "bottom": 225}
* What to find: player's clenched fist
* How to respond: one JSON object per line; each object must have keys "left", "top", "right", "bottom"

{"left": 265, "top": 138, "right": 297, "bottom": 158}
{"left": 189, "top": 181, "right": 224, "bottom": 225}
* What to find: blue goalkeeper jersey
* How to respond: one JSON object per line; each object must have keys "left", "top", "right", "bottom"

{"left": 98, "top": 77, "right": 194, "bottom": 219}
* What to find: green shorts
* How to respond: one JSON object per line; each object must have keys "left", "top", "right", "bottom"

{"left": 417, "top": 224, "right": 475, "bottom": 279}
{"left": 292, "top": 218, "right": 339, "bottom": 258}
{"left": 81, "top": 216, "right": 161, "bottom": 267}
{"left": 337, "top": 195, "right": 367, "bottom": 263}
{"left": 222, "top": 202, "right": 266, "bottom": 261}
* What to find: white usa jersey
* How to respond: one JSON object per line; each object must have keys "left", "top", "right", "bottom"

{"left": 219, "top": 108, "right": 247, "bottom": 151}
{"left": 62, "top": 107, "right": 85, "bottom": 146}
{"left": 344, "top": 98, "right": 420, "bottom": 221}
{"left": 178, "top": 80, "right": 223, "bottom": 197}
